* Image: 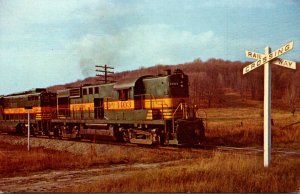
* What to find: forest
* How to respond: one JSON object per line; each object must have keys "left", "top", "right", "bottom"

{"left": 48, "top": 59, "right": 300, "bottom": 113}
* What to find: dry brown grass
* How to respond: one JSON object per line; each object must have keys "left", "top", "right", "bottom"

{"left": 0, "top": 142, "right": 91, "bottom": 177}
{"left": 203, "top": 107, "right": 300, "bottom": 149}
{"left": 0, "top": 138, "right": 200, "bottom": 178}
{"left": 1, "top": 104, "right": 299, "bottom": 192}
{"left": 61, "top": 152, "right": 300, "bottom": 193}
{"left": 84, "top": 143, "right": 201, "bottom": 165}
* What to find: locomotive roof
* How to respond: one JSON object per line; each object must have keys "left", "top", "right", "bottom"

{"left": 4, "top": 88, "right": 47, "bottom": 98}
{"left": 113, "top": 75, "right": 153, "bottom": 90}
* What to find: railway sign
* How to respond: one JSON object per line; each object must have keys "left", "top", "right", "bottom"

{"left": 243, "top": 41, "right": 294, "bottom": 74}
{"left": 246, "top": 51, "right": 296, "bottom": 69}
{"left": 243, "top": 41, "right": 296, "bottom": 167}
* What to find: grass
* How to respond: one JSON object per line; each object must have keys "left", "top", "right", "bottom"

{"left": 202, "top": 106, "right": 300, "bottom": 149}
{"left": 60, "top": 152, "right": 300, "bottom": 193}
{"left": 0, "top": 139, "right": 200, "bottom": 178}
{"left": 1, "top": 96, "right": 299, "bottom": 192}
{"left": 0, "top": 142, "right": 91, "bottom": 177}
{"left": 83, "top": 143, "right": 201, "bottom": 164}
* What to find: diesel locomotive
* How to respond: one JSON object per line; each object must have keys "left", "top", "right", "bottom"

{"left": 0, "top": 89, "right": 56, "bottom": 135}
{"left": 0, "top": 69, "right": 205, "bottom": 145}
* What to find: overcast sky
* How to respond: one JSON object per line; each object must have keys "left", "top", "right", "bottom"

{"left": 1, "top": 0, "right": 300, "bottom": 95}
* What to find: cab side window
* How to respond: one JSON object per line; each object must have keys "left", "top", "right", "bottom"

{"left": 118, "top": 89, "right": 128, "bottom": 101}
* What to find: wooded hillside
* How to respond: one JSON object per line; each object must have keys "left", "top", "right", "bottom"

{"left": 47, "top": 59, "right": 300, "bottom": 111}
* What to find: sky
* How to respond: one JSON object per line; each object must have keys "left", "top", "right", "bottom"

{"left": 1, "top": 0, "right": 300, "bottom": 95}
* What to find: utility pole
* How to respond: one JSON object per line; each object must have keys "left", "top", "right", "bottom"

{"left": 95, "top": 64, "right": 115, "bottom": 84}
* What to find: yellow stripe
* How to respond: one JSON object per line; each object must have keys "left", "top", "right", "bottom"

{"left": 70, "top": 103, "right": 94, "bottom": 111}
{"left": 67, "top": 98, "right": 187, "bottom": 111}
{"left": 104, "top": 100, "right": 135, "bottom": 110}
{"left": 62, "top": 97, "right": 187, "bottom": 119}
{"left": 102, "top": 98, "right": 187, "bottom": 110}
{"left": 36, "top": 112, "right": 53, "bottom": 120}
{"left": 144, "top": 97, "right": 187, "bottom": 109}
{"left": 143, "top": 98, "right": 187, "bottom": 119}
{"left": 3, "top": 106, "right": 54, "bottom": 119}
{"left": 69, "top": 101, "right": 136, "bottom": 111}
{"left": 4, "top": 106, "right": 42, "bottom": 114}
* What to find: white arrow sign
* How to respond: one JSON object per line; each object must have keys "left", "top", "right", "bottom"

{"left": 245, "top": 51, "right": 296, "bottom": 70}
{"left": 243, "top": 41, "right": 294, "bottom": 74}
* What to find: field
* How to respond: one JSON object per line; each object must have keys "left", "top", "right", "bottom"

{"left": 64, "top": 153, "right": 299, "bottom": 193}
{"left": 204, "top": 107, "right": 300, "bottom": 149}
{"left": 0, "top": 104, "right": 299, "bottom": 192}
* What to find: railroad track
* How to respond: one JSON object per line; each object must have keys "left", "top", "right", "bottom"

{"left": 158, "top": 143, "right": 300, "bottom": 157}
{"left": 212, "top": 145, "right": 300, "bottom": 156}
{"left": 1, "top": 132, "right": 299, "bottom": 157}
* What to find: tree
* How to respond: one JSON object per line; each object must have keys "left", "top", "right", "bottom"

{"left": 288, "top": 83, "right": 297, "bottom": 116}
{"left": 287, "top": 69, "right": 300, "bottom": 116}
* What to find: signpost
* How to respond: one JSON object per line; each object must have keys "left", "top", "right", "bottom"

{"left": 243, "top": 41, "right": 294, "bottom": 74}
{"left": 243, "top": 41, "right": 296, "bottom": 167}
{"left": 25, "top": 106, "right": 32, "bottom": 151}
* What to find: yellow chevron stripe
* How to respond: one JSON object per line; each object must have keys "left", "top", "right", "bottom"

{"left": 143, "top": 97, "right": 187, "bottom": 109}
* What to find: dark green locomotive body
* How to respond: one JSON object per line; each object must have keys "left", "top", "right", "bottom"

{"left": 0, "top": 69, "right": 204, "bottom": 145}
{"left": 52, "top": 69, "right": 204, "bottom": 145}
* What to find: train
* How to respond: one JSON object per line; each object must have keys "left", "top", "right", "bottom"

{"left": 0, "top": 69, "right": 205, "bottom": 145}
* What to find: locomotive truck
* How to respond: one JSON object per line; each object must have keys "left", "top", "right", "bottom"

{"left": 0, "top": 69, "right": 205, "bottom": 145}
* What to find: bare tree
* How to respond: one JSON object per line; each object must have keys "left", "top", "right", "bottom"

{"left": 288, "top": 83, "right": 297, "bottom": 116}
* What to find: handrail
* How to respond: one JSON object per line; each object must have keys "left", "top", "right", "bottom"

{"left": 172, "top": 102, "right": 185, "bottom": 134}
{"left": 196, "top": 109, "right": 208, "bottom": 130}
{"left": 55, "top": 107, "right": 105, "bottom": 120}
{"left": 160, "top": 102, "right": 169, "bottom": 119}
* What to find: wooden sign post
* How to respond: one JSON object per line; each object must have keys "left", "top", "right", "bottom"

{"left": 25, "top": 106, "right": 32, "bottom": 151}
{"left": 243, "top": 41, "right": 296, "bottom": 167}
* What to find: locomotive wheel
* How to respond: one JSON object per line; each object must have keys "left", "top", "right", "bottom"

{"left": 48, "top": 130, "right": 53, "bottom": 138}
{"left": 54, "top": 126, "right": 61, "bottom": 138}
{"left": 21, "top": 125, "right": 28, "bottom": 136}
{"left": 16, "top": 124, "right": 23, "bottom": 135}
{"left": 31, "top": 126, "right": 37, "bottom": 137}
{"left": 122, "top": 131, "right": 130, "bottom": 142}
